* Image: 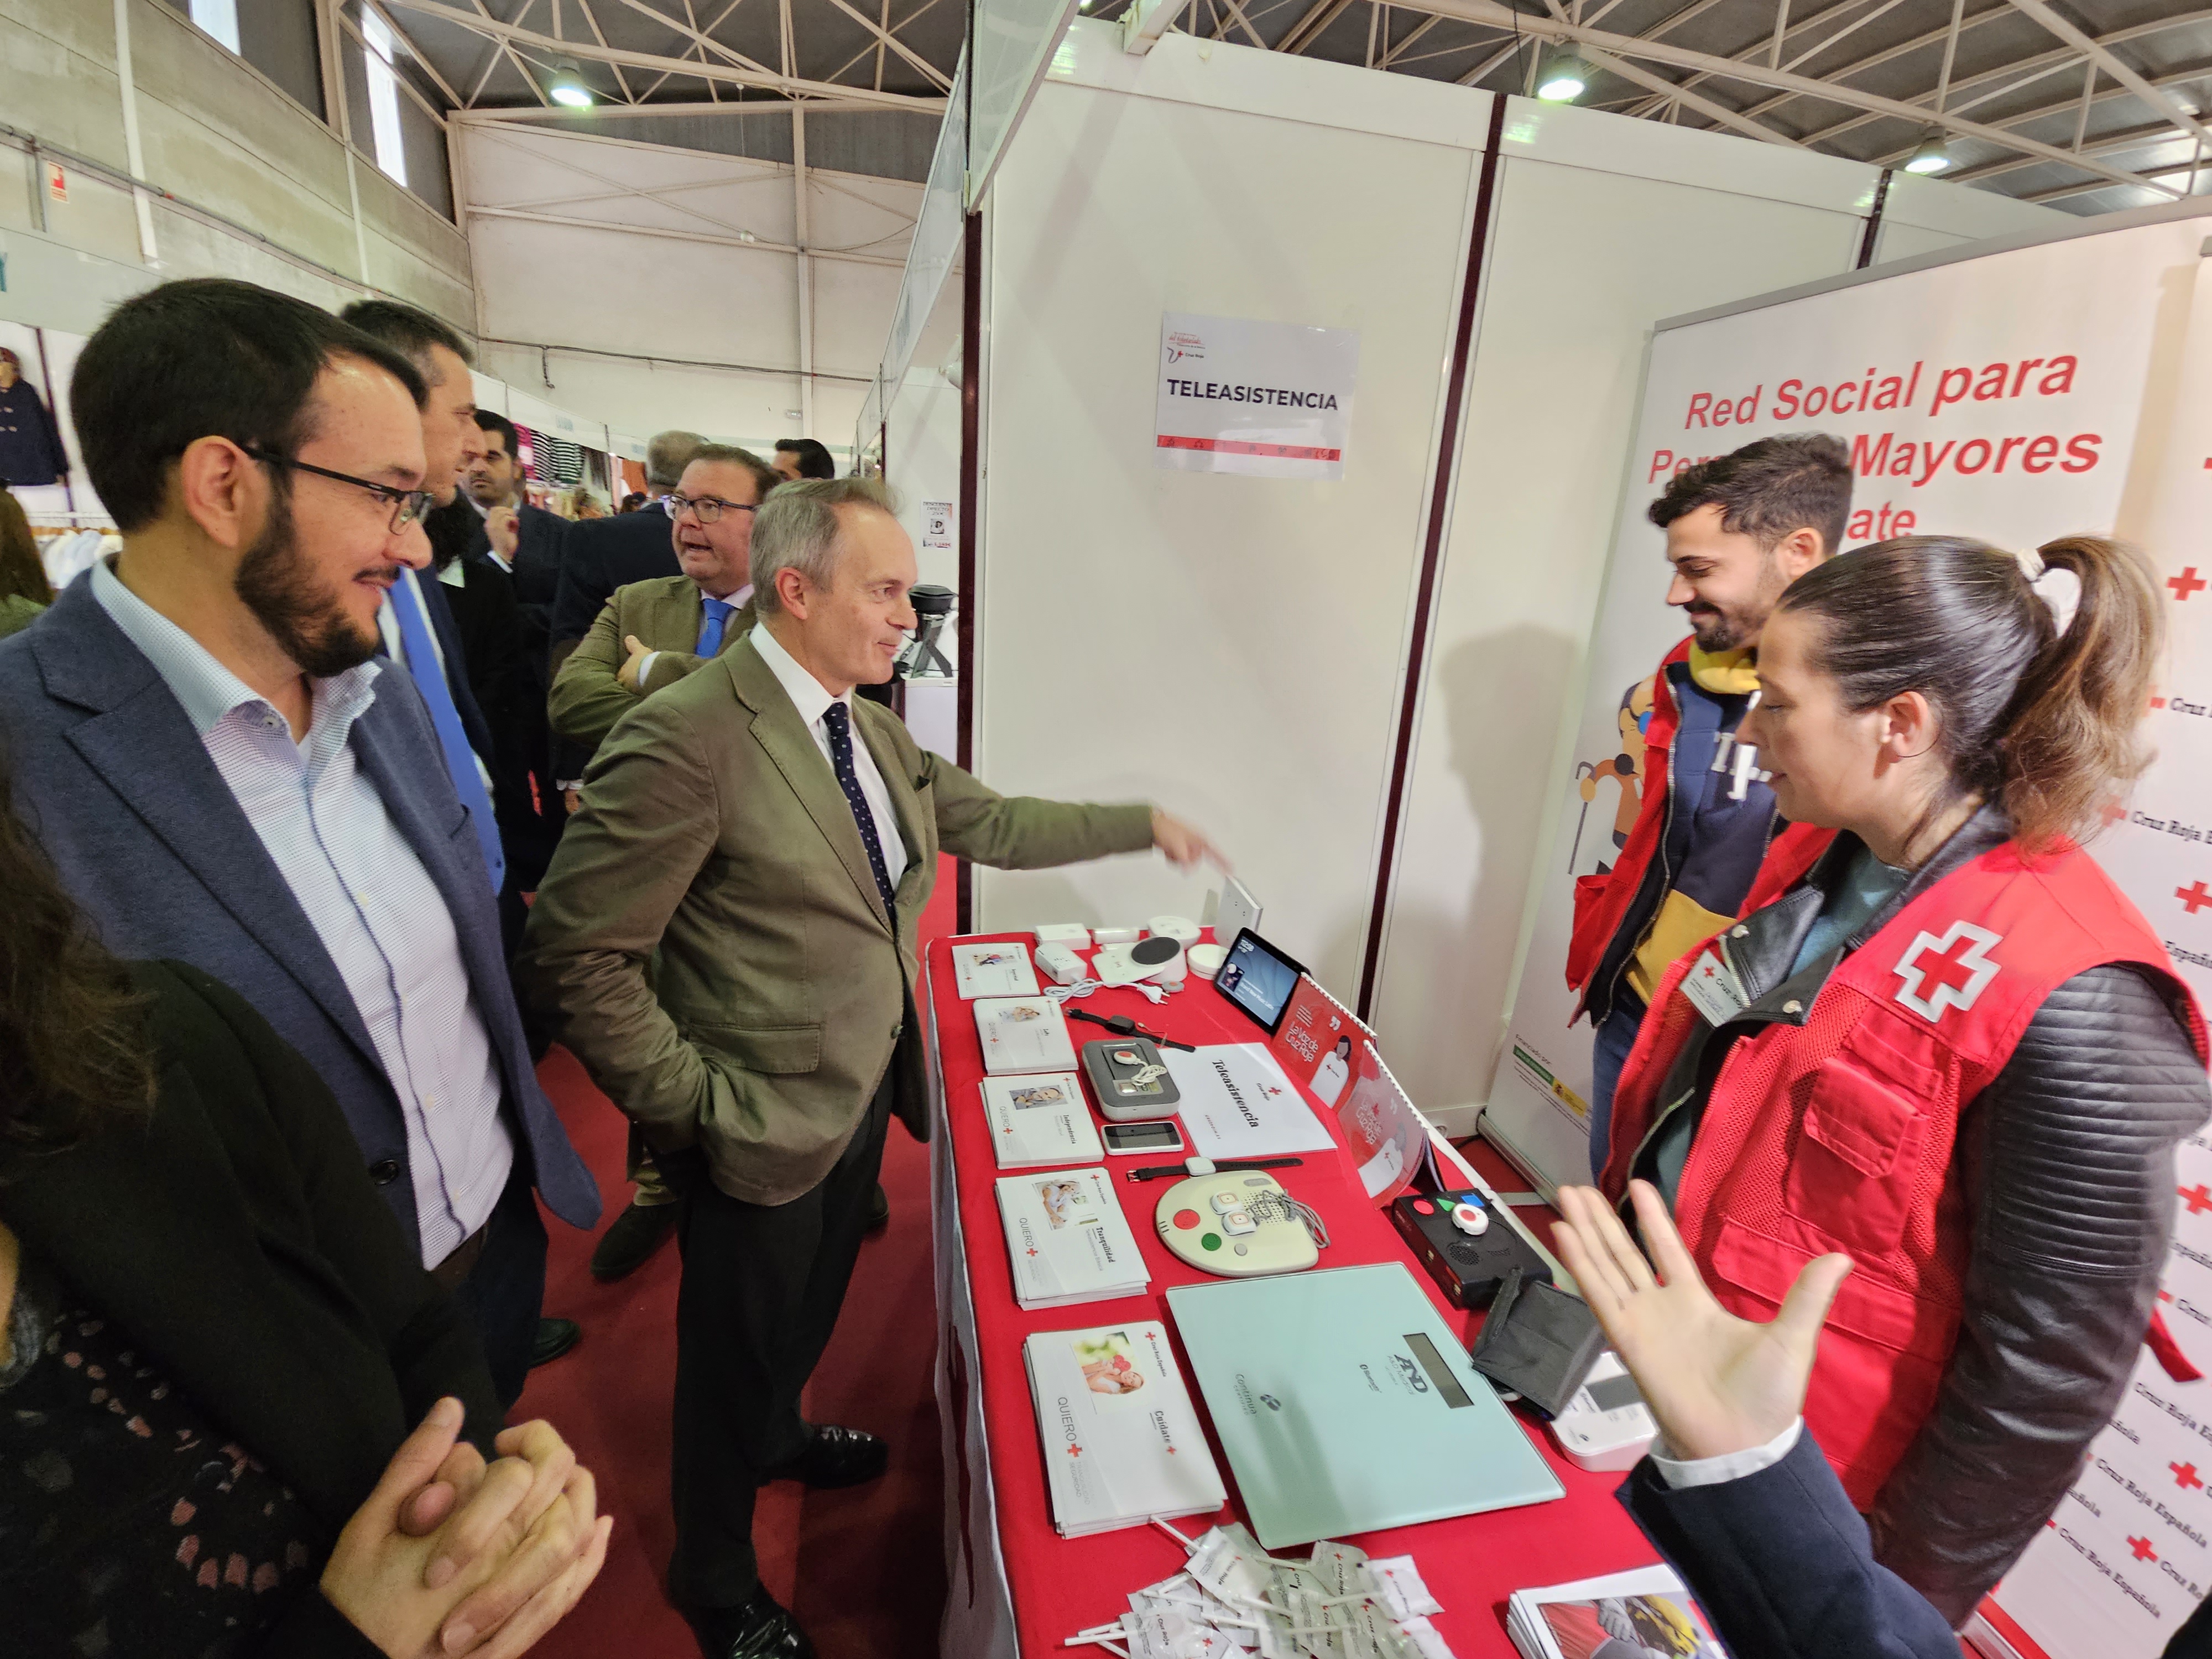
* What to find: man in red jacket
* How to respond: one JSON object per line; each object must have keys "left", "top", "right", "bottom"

{"left": 1567, "top": 434, "right": 1853, "bottom": 1177}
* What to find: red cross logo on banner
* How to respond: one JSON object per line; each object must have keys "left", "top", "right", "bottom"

{"left": 2131, "top": 1536, "right": 2159, "bottom": 1562}
{"left": 2183, "top": 1185, "right": 2212, "bottom": 1215}
{"left": 1892, "top": 922, "right": 2002, "bottom": 1021}
{"left": 2172, "top": 568, "right": 2209, "bottom": 602}
{"left": 2182, "top": 883, "right": 2212, "bottom": 916}
{"left": 2175, "top": 1462, "right": 2204, "bottom": 1491}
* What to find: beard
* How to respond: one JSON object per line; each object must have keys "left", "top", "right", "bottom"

{"left": 233, "top": 493, "right": 386, "bottom": 677}
{"left": 1687, "top": 552, "right": 1793, "bottom": 653}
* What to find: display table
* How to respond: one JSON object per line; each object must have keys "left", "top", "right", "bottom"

{"left": 925, "top": 932, "right": 1664, "bottom": 1658}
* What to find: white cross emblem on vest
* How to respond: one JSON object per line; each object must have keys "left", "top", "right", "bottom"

{"left": 1892, "top": 921, "right": 2003, "bottom": 1021}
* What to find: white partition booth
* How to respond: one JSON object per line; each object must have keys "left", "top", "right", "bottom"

{"left": 958, "top": 17, "right": 2060, "bottom": 1126}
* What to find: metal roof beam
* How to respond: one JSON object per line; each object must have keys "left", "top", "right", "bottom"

{"left": 380, "top": 0, "right": 946, "bottom": 108}
{"left": 2001, "top": 0, "right": 2212, "bottom": 153}
{"left": 1789, "top": 9, "right": 2212, "bottom": 148}
{"left": 1375, "top": 0, "right": 2185, "bottom": 196}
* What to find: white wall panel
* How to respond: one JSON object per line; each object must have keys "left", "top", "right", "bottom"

{"left": 972, "top": 63, "right": 1485, "bottom": 987}
{"left": 461, "top": 122, "right": 950, "bottom": 464}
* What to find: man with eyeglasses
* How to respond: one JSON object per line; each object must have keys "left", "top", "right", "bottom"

{"left": 0, "top": 279, "right": 599, "bottom": 1406}
{"left": 549, "top": 442, "right": 780, "bottom": 1282}
{"left": 549, "top": 444, "right": 776, "bottom": 754}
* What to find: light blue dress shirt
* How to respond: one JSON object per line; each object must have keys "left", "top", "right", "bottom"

{"left": 91, "top": 557, "right": 514, "bottom": 1267}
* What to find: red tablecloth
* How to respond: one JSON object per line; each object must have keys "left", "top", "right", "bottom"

{"left": 925, "top": 932, "right": 1665, "bottom": 1657}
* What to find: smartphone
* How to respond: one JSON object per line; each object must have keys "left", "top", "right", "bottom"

{"left": 1102, "top": 1119, "right": 1187, "bottom": 1156}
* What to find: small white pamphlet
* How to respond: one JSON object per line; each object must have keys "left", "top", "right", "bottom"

{"left": 974, "top": 996, "right": 1078, "bottom": 1075}
{"left": 953, "top": 941, "right": 1042, "bottom": 999}
{"left": 982, "top": 1072, "right": 1104, "bottom": 1169}
{"left": 1165, "top": 1042, "right": 1336, "bottom": 1160}
{"left": 995, "top": 1166, "right": 1149, "bottom": 1310}
{"left": 1025, "top": 1321, "right": 1225, "bottom": 1537}
{"left": 1505, "top": 1563, "right": 1728, "bottom": 1659}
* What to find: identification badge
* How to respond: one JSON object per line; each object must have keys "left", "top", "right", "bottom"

{"left": 1678, "top": 947, "right": 1747, "bottom": 1025}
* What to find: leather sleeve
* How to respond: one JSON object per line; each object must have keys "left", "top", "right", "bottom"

{"left": 1870, "top": 963, "right": 2210, "bottom": 1624}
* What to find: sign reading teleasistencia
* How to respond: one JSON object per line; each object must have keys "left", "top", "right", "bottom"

{"left": 1155, "top": 312, "right": 1359, "bottom": 482}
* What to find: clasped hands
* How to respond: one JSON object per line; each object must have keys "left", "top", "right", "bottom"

{"left": 1550, "top": 1180, "right": 1854, "bottom": 1463}
{"left": 321, "top": 1396, "right": 611, "bottom": 1659}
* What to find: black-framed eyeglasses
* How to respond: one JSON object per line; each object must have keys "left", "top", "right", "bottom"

{"left": 243, "top": 446, "right": 434, "bottom": 534}
{"left": 667, "top": 493, "right": 758, "bottom": 525}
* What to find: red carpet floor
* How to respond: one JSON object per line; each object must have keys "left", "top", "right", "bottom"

{"left": 515, "top": 857, "right": 958, "bottom": 1659}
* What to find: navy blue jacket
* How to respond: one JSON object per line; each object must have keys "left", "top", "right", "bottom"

{"left": 0, "top": 576, "right": 601, "bottom": 1243}
{"left": 1617, "top": 1431, "right": 1961, "bottom": 1658}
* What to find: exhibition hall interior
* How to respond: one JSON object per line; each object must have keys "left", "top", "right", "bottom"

{"left": 10, "top": 1, "right": 2212, "bottom": 1656}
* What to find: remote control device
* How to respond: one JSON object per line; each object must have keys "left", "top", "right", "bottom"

{"left": 1547, "top": 1350, "right": 1660, "bottom": 1472}
{"left": 1155, "top": 1172, "right": 1320, "bottom": 1276}
{"left": 1081, "top": 1037, "right": 1182, "bottom": 1121}
{"left": 1390, "top": 1188, "right": 1553, "bottom": 1310}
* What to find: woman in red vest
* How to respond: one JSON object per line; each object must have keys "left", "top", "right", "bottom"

{"left": 1601, "top": 534, "right": 2211, "bottom": 1625}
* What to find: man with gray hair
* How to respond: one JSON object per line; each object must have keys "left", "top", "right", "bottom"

{"left": 520, "top": 477, "right": 1224, "bottom": 1659}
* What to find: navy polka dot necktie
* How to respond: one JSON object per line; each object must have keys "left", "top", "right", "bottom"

{"left": 822, "top": 702, "right": 897, "bottom": 913}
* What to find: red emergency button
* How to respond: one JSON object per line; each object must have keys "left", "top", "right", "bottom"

{"left": 1173, "top": 1209, "right": 1202, "bottom": 1230}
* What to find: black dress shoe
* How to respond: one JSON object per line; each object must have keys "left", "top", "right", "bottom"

{"left": 530, "top": 1317, "right": 581, "bottom": 1368}
{"left": 777, "top": 1423, "right": 888, "bottom": 1489}
{"left": 590, "top": 1199, "right": 680, "bottom": 1280}
{"left": 684, "top": 1584, "right": 815, "bottom": 1659}
{"left": 865, "top": 1182, "right": 890, "bottom": 1232}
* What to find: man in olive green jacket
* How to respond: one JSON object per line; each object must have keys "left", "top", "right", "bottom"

{"left": 546, "top": 443, "right": 774, "bottom": 754}
{"left": 518, "top": 478, "right": 1220, "bottom": 1659}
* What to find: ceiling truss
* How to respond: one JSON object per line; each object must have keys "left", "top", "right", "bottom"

{"left": 362, "top": 0, "right": 2212, "bottom": 216}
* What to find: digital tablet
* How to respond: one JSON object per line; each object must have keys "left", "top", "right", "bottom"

{"left": 1211, "top": 928, "right": 1307, "bottom": 1037}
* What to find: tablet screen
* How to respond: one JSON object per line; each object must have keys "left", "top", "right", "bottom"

{"left": 1213, "top": 928, "right": 1308, "bottom": 1036}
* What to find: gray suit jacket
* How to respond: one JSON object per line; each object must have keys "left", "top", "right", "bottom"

{"left": 0, "top": 576, "right": 601, "bottom": 1241}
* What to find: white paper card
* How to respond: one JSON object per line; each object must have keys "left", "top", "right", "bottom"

{"left": 981, "top": 1072, "right": 1103, "bottom": 1168}
{"left": 953, "top": 941, "right": 1041, "bottom": 999}
{"left": 1677, "top": 948, "right": 1747, "bottom": 1026}
{"left": 995, "top": 1166, "right": 1149, "bottom": 1308}
{"left": 1166, "top": 1044, "right": 1336, "bottom": 1160}
{"left": 974, "top": 996, "right": 1077, "bottom": 1074}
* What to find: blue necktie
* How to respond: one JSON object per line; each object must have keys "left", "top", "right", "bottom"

{"left": 697, "top": 595, "right": 733, "bottom": 658}
{"left": 385, "top": 575, "right": 505, "bottom": 893}
{"left": 822, "top": 702, "right": 896, "bottom": 914}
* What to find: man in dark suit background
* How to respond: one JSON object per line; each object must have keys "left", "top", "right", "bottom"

{"left": 466, "top": 409, "right": 568, "bottom": 674}
{"left": 0, "top": 278, "right": 599, "bottom": 1405}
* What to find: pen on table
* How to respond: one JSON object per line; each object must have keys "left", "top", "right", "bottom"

{"left": 1126, "top": 1157, "right": 1306, "bottom": 1183}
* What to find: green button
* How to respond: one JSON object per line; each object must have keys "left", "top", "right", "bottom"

{"left": 1202, "top": 1233, "right": 1222, "bottom": 1251}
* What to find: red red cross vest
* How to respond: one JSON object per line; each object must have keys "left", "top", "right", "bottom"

{"left": 1601, "top": 837, "right": 2205, "bottom": 1507}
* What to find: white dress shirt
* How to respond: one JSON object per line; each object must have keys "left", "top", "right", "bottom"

{"left": 92, "top": 559, "right": 515, "bottom": 1267}
{"left": 749, "top": 618, "right": 909, "bottom": 892}
{"left": 1651, "top": 1415, "right": 1803, "bottom": 1489}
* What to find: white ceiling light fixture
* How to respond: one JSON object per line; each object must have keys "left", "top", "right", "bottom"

{"left": 1903, "top": 129, "right": 1952, "bottom": 174}
{"left": 547, "top": 59, "right": 596, "bottom": 108}
{"left": 1535, "top": 52, "right": 1592, "bottom": 104}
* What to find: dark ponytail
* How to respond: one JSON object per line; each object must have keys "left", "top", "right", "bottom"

{"left": 1774, "top": 534, "right": 2162, "bottom": 852}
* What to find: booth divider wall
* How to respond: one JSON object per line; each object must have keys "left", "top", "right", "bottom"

{"left": 972, "top": 23, "right": 1493, "bottom": 989}
{"left": 968, "top": 18, "right": 2063, "bottom": 1109}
